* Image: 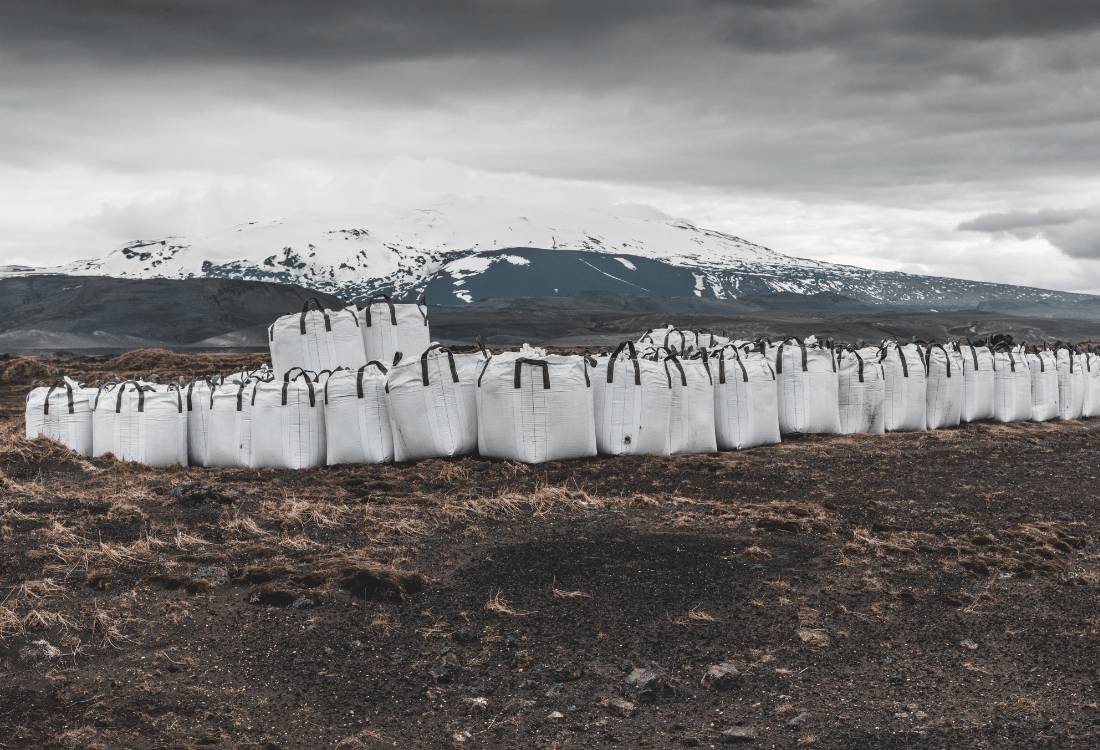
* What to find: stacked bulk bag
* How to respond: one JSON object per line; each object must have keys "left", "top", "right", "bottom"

{"left": 775, "top": 338, "right": 840, "bottom": 435}
{"left": 1083, "top": 346, "right": 1100, "bottom": 418}
{"left": 250, "top": 369, "right": 327, "bottom": 469}
{"left": 92, "top": 380, "right": 187, "bottom": 465}
{"left": 1054, "top": 344, "right": 1085, "bottom": 420}
{"left": 386, "top": 344, "right": 485, "bottom": 461}
{"left": 358, "top": 294, "right": 431, "bottom": 366}
{"left": 205, "top": 374, "right": 260, "bottom": 468}
{"left": 660, "top": 349, "right": 717, "bottom": 454}
{"left": 924, "top": 344, "right": 964, "bottom": 430}
{"left": 991, "top": 344, "right": 1032, "bottom": 422}
{"left": 836, "top": 347, "right": 885, "bottom": 435}
{"left": 476, "top": 354, "right": 596, "bottom": 463}
{"left": 269, "top": 299, "right": 365, "bottom": 378}
{"left": 1025, "top": 347, "right": 1059, "bottom": 422}
{"left": 639, "top": 326, "right": 691, "bottom": 356}
{"left": 591, "top": 341, "right": 673, "bottom": 456}
{"left": 25, "top": 377, "right": 96, "bottom": 455}
{"left": 959, "top": 339, "right": 995, "bottom": 422}
{"left": 713, "top": 344, "right": 780, "bottom": 449}
{"left": 324, "top": 363, "right": 394, "bottom": 465}
{"left": 879, "top": 341, "right": 927, "bottom": 432}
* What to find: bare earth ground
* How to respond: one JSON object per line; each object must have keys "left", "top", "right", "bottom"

{"left": 2, "top": 351, "right": 1100, "bottom": 749}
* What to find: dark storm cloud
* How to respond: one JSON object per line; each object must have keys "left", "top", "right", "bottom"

{"left": 958, "top": 208, "right": 1086, "bottom": 233}
{"left": 959, "top": 207, "right": 1100, "bottom": 260}
{"left": 5, "top": 0, "right": 1100, "bottom": 66}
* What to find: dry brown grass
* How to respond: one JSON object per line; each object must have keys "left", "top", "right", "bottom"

{"left": 551, "top": 577, "right": 591, "bottom": 599}
{"left": 484, "top": 590, "right": 533, "bottom": 616}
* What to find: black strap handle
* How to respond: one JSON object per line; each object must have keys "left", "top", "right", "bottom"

{"left": 514, "top": 358, "right": 551, "bottom": 389}
{"left": 420, "top": 344, "right": 459, "bottom": 386}
{"left": 299, "top": 298, "right": 330, "bottom": 334}
{"left": 418, "top": 294, "right": 428, "bottom": 325}
{"left": 363, "top": 294, "right": 397, "bottom": 327}
{"left": 607, "top": 341, "right": 640, "bottom": 385}
{"left": 838, "top": 348, "right": 867, "bottom": 382}
{"left": 282, "top": 367, "right": 313, "bottom": 382}
{"left": 355, "top": 361, "right": 388, "bottom": 398}
{"left": 663, "top": 351, "right": 687, "bottom": 387}
{"left": 717, "top": 346, "right": 749, "bottom": 385}
{"left": 775, "top": 338, "right": 808, "bottom": 374}
{"left": 991, "top": 343, "right": 1017, "bottom": 372}
{"left": 114, "top": 380, "right": 155, "bottom": 413}
{"left": 927, "top": 343, "right": 951, "bottom": 378}
{"left": 43, "top": 379, "right": 75, "bottom": 415}
{"left": 281, "top": 372, "right": 317, "bottom": 407}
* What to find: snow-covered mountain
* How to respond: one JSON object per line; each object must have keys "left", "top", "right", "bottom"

{"left": 42, "top": 196, "right": 1099, "bottom": 311}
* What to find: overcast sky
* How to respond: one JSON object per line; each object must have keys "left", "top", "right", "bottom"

{"left": 2, "top": 0, "right": 1099, "bottom": 292}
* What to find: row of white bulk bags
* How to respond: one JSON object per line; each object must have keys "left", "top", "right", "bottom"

{"left": 324, "top": 363, "right": 394, "bottom": 465}
{"left": 991, "top": 345, "right": 1032, "bottom": 423}
{"left": 662, "top": 349, "right": 718, "bottom": 455}
{"left": 250, "top": 369, "right": 327, "bottom": 470}
{"left": 92, "top": 381, "right": 188, "bottom": 466}
{"left": 25, "top": 377, "right": 96, "bottom": 456}
{"left": 386, "top": 345, "right": 484, "bottom": 462}
{"left": 185, "top": 375, "right": 219, "bottom": 467}
{"left": 836, "top": 348, "right": 885, "bottom": 435}
{"left": 879, "top": 341, "right": 927, "bottom": 432}
{"left": 958, "top": 340, "right": 995, "bottom": 422}
{"left": 359, "top": 294, "right": 431, "bottom": 367}
{"left": 477, "top": 355, "right": 597, "bottom": 463}
{"left": 1056, "top": 346, "right": 1085, "bottom": 420}
{"left": 925, "top": 344, "right": 964, "bottom": 430}
{"left": 592, "top": 342, "right": 674, "bottom": 456}
{"left": 713, "top": 344, "right": 781, "bottom": 449}
{"left": 269, "top": 299, "right": 365, "bottom": 379}
{"left": 774, "top": 338, "right": 839, "bottom": 435}
{"left": 1025, "top": 348, "right": 1060, "bottom": 422}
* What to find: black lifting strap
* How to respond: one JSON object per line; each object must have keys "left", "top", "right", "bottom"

{"left": 928, "top": 343, "right": 951, "bottom": 377}
{"left": 115, "top": 380, "right": 152, "bottom": 413}
{"left": 881, "top": 341, "right": 909, "bottom": 377}
{"left": 356, "top": 361, "right": 388, "bottom": 398}
{"left": 299, "top": 298, "right": 330, "bottom": 334}
{"left": 964, "top": 337, "right": 980, "bottom": 370}
{"left": 43, "top": 379, "right": 75, "bottom": 415}
{"left": 718, "top": 345, "right": 749, "bottom": 385}
{"left": 840, "top": 349, "right": 866, "bottom": 383}
{"left": 363, "top": 293, "right": 397, "bottom": 327}
{"left": 663, "top": 350, "right": 687, "bottom": 387}
{"left": 699, "top": 348, "right": 713, "bottom": 384}
{"left": 281, "top": 370, "right": 316, "bottom": 407}
{"left": 992, "top": 343, "right": 1016, "bottom": 372}
{"left": 775, "top": 337, "right": 808, "bottom": 375}
{"left": 420, "top": 344, "right": 459, "bottom": 386}
{"left": 607, "top": 341, "right": 641, "bottom": 385}
{"left": 514, "top": 358, "right": 551, "bottom": 389}
{"left": 418, "top": 294, "right": 428, "bottom": 325}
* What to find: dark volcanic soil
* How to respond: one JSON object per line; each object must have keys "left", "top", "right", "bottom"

{"left": 2, "top": 353, "right": 1100, "bottom": 749}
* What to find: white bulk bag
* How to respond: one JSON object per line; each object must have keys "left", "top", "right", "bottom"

{"left": 880, "top": 341, "right": 927, "bottom": 432}
{"left": 1055, "top": 345, "right": 1085, "bottom": 420}
{"left": 925, "top": 344, "right": 964, "bottom": 430}
{"left": 358, "top": 294, "right": 431, "bottom": 367}
{"left": 663, "top": 350, "right": 718, "bottom": 454}
{"left": 205, "top": 376, "right": 257, "bottom": 468}
{"left": 184, "top": 376, "right": 218, "bottom": 467}
{"left": 1084, "top": 348, "right": 1100, "bottom": 418}
{"left": 775, "top": 338, "right": 840, "bottom": 435}
{"left": 25, "top": 377, "right": 95, "bottom": 455}
{"left": 713, "top": 344, "right": 781, "bottom": 449}
{"left": 269, "top": 298, "right": 365, "bottom": 378}
{"left": 639, "top": 326, "right": 691, "bottom": 356}
{"left": 1025, "top": 348, "right": 1059, "bottom": 422}
{"left": 992, "top": 346, "right": 1032, "bottom": 423}
{"left": 324, "top": 363, "right": 394, "bottom": 465}
{"left": 476, "top": 355, "right": 596, "bottom": 463}
{"left": 836, "top": 348, "right": 885, "bottom": 435}
{"left": 92, "top": 381, "right": 187, "bottom": 466}
{"left": 958, "top": 340, "right": 995, "bottom": 422}
{"left": 592, "top": 341, "right": 673, "bottom": 456}
{"left": 250, "top": 370, "right": 327, "bottom": 469}
{"left": 385, "top": 345, "right": 484, "bottom": 462}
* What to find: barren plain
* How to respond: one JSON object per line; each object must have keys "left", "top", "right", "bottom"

{"left": 2, "top": 351, "right": 1100, "bottom": 749}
